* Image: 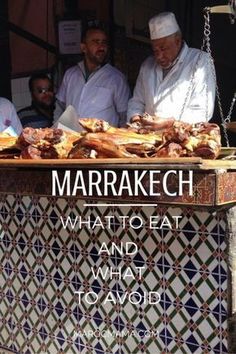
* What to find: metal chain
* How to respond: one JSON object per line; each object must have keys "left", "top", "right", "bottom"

{"left": 202, "top": 9, "right": 225, "bottom": 121}
{"left": 178, "top": 52, "right": 203, "bottom": 121}
{"left": 202, "top": 7, "right": 236, "bottom": 147}
{"left": 226, "top": 92, "right": 236, "bottom": 122}
{"left": 179, "top": 5, "right": 236, "bottom": 142}
{"left": 179, "top": 10, "right": 211, "bottom": 121}
{"left": 229, "top": 0, "right": 236, "bottom": 24}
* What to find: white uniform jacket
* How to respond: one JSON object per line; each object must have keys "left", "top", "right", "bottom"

{"left": 0, "top": 97, "right": 22, "bottom": 135}
{"left": 56, "top": 62, "right": 130, "bottom": 127}
{"left": 127, "top": 43, "right": 216, "bottom": 123}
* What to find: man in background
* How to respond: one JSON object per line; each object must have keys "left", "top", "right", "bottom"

{"left": 18, "top": 73, "right": 55, "bottom": 128}
{"left": 55, "top": 25, "right": 130, "bottom": 128}
{"left": 128, "top": 12, "right": 216, "bottom": 125}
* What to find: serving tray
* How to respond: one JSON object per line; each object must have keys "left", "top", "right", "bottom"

{"left": 0, "top": 157, "right": 236, "bottom": 171}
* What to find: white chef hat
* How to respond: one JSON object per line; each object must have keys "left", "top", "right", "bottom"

{"left": 149, "top": 12, "right": 180, "bottom": 40}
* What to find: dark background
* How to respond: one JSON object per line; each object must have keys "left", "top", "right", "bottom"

{"left": 0, "top": 0, "right": 235, "bottom": 145}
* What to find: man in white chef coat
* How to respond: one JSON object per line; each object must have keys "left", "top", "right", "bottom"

{"left": 55, "top": 25, "right": 130, "bottom": 128}
{"left": 127, "top": 12, "right": 216, "bottom": 124}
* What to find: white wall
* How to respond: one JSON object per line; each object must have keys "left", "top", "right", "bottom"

{"left": 11, "top": 77, "right": 31, "bottom": 112}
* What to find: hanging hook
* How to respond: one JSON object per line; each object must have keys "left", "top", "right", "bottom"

{"left": 205, "top": 2, "right": 236, "bottom": 23}
{"left": 203, "top": 7, "right": 211, "bottom": 13}
{"left": 229, "top": 0, "right": 236, "bottom": 23}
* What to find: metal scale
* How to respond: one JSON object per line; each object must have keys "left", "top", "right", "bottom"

{"left": 202, "top": 0, "right": 236, "bottom": 146}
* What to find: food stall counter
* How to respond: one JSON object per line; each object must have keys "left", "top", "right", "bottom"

{"left": 0, "top": 158, "right": 236, "bottom": 353}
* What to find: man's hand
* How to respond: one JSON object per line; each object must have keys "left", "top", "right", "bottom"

{"left": 130, "top": 115, "right": 142, "bottom": 123}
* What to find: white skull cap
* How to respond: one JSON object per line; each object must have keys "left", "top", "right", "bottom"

{"left": 149, "top": 12, "right": 180, "bottom": 40}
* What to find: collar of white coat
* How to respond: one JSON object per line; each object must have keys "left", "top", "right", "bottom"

{"left": 78, "top": 60, "right": 103, "bottom": 74}
{"left": 174, "top": 41, "right": 188, "bottom": 66}
{"left": 161, "top": 41, "right": 189, "bottom": 71}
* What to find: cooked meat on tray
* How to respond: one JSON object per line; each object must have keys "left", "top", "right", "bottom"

{"left": 0, "top": 115, "right": 221, "bottom": 160}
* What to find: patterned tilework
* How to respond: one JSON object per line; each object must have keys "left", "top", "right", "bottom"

{"left": 0, "top": 195, "right": 228, "bottom": 353}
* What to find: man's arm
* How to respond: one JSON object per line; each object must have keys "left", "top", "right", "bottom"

{"left": 127, "top": 67, "right": 146, "bottom": 122}
{"left": 9, "top": 103, "right": 22, "bottom": 135}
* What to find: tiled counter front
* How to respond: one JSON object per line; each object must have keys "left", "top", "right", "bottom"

{"left": 0, "top": 165, "right": 233, "bottom": 353}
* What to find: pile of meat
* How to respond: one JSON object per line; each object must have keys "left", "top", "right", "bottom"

{"left": 0, "top": 128, "right": 81, "bottom": 159}
{"left": 0, "top": 115, "right": 221, "bottom": 160}
{"left": 18, "top": 127, "right": 81, "bottom": 159}
{"left": 68, "top": 116, "right": 221, "bottom": 159}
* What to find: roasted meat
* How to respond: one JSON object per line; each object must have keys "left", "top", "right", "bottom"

{"left": 184, "top": 122, "right": 221, "bottom": 159}
{"left": 19, "top": 127, "right": 81, "bottom": 159}
{"left": 21, "top": 144, "right": 58, "bottom": 159}
{"left": 0, "top": 133, "right": 20, "bottom": 158}
{"left": 18, "top": 127, "right": 64, "bottom": 147}
{"left": 69, "top": 127, "right": 163, "bottom": 159}
{"left": 79, "top": 118, "right": 110, "bottom": 132}
{"left": 162, "top": 121, "right": 192, "bottom": 144}
{"left": 154, "top": 143, "right": 186, "bottom": 158}
{"left": 0, "top": 133, "right": 19, "bottom": 151}
{"left": 0, "top": 117, "right": 221, "bottom": 160}
{"left": 69, "top": 135, "right": 136, "bottom": 158}
{"left": 154, "top": 121, "right": 221, "bottom": 159}
{"left": 128, "top": 113, "right": 175, "bottom": 133}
